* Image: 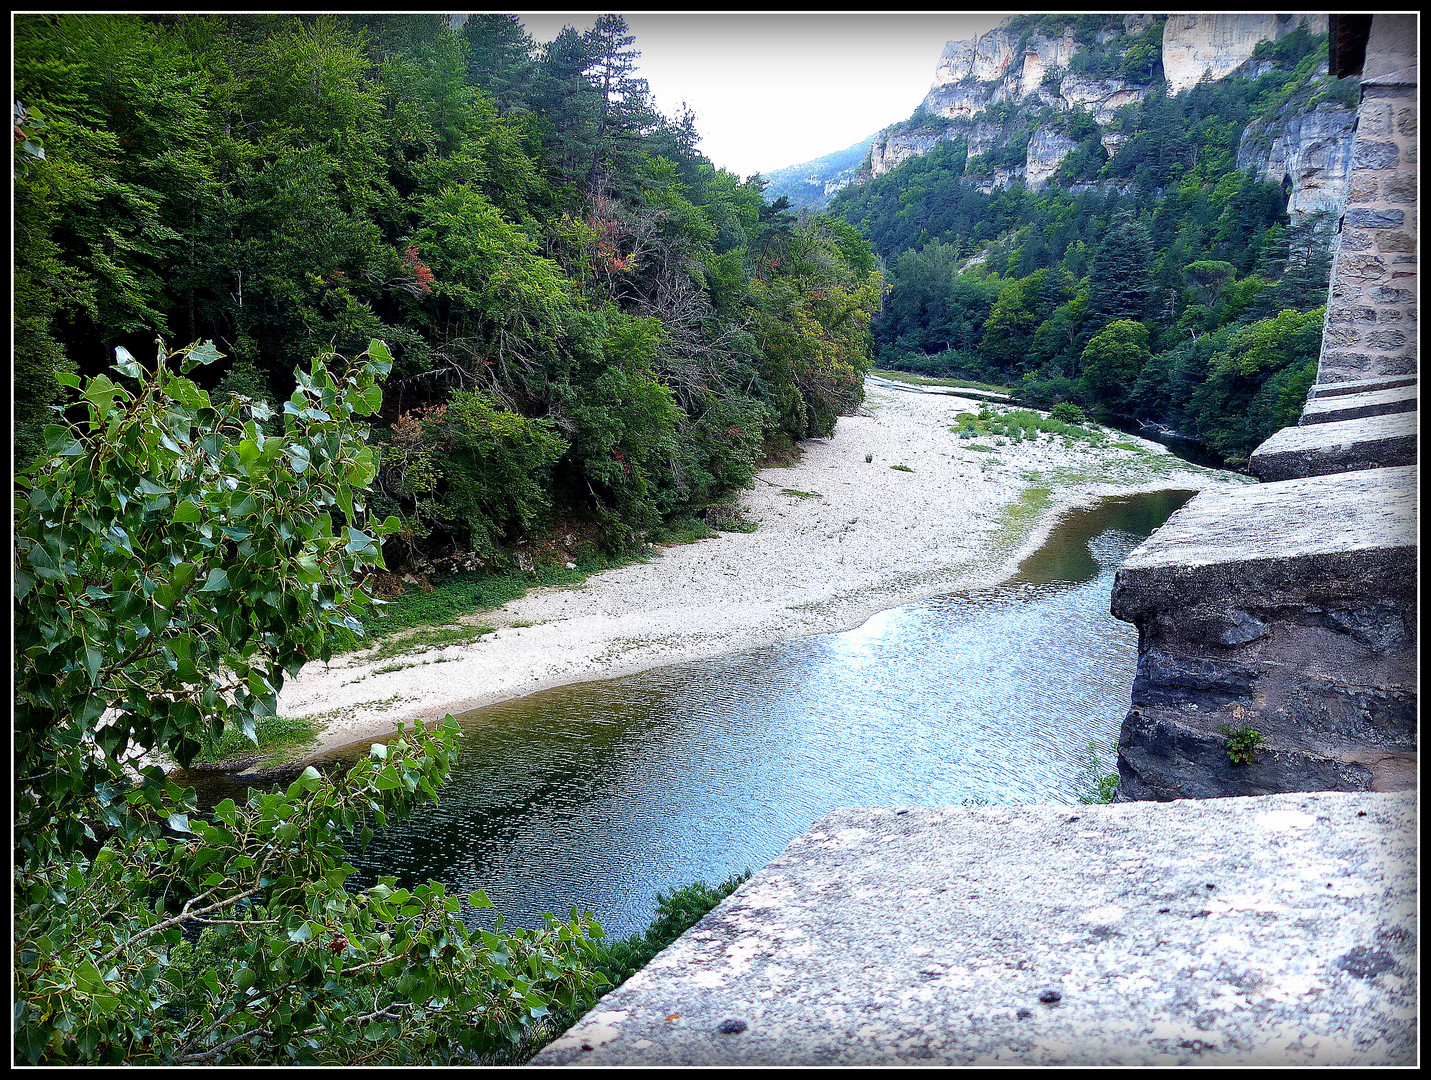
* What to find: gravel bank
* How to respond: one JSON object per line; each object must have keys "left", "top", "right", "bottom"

{"left": 277, "top": 384, "right": 1247, "bottom": 756}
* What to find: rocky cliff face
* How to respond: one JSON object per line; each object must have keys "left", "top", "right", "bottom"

{"left": 1161, "top": 12, "right": 1326, "bottom": 93}
{"left": 1237, "top": 100, "right": 1358, "bottom": 219}
{"left": 864, "top": 13, "right": 1350, "bottom": 212}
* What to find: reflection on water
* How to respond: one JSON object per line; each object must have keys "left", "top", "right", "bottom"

{"left": 322, "top": 489, "right": 1193, "bottom": 937}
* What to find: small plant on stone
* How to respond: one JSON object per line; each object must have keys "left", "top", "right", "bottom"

{"left": 890, "top": 463, "right": 914, "bottom": 472}
{"left": 1218, "top": 723, "right": 1265, "bottom": 766}
{"left": 1076, "top": 739, "right": 1120, "bottom": 804}
{"left": 865, "top": 452, "right": 873, "bottom": 462}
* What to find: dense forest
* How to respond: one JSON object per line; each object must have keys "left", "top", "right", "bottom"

{"left": 13, "top": 13, "right": 882, "bottom": 1066}
{"left": 829, "top": 23, "right": 1345, "bottom": 464}
{"left": 14, "top": 13, "right": 880, "bottom": 569}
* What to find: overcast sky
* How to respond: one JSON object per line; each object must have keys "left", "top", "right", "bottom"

{"left": 515, "top": 13, "right": 1008, "bottom": 177}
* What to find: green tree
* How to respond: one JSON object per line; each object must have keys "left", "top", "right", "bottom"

{"left": 13, "top": 340, "right": 605, "bottom": 1064}
{"left": 1080, "top": 319, "right": 1151, "bottom": 408}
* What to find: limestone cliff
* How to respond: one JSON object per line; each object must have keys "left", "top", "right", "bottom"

{"left": 1237, "top": 99, "right": 1359, "bottom": 219}
{"left": 1161, "top": 12, "right": 1326, "bottom": 93}
{"left": 860, "top": 13, "right": 1351, "bottom": 213}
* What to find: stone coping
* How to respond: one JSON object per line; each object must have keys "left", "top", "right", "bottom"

{"left": 1308, "top": 374, "right": 1418, "bottom": 398}
{"left": 1301, "top": 385, "right": 1417, "bottom": 425}
{"left": 1248, "top": 410, "right": 1418, "bottom": 481}
{"left": 1110, "top": 466, "right": 1416, "bottom": 623}
{"left": 531, "top": 791, "right": 1416, "bottom": 1067}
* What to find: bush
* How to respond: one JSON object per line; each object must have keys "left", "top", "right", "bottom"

{"left": 13, "top": 341, "right": 606, "bottom": 1065}
{"left": 1049, "top": 401, "right": 1088, "bottom": 425}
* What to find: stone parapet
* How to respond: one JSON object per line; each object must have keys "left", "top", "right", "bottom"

{"left": 1110, "top": 466, "right": 1416, "bottom": 801}
{"left": 1299, "top": 383, "right": 1417, "bottom": 423}
{"left": 1307, "top": 373, "right": 1417, "bottom": 397}
{"left": 533, "top": 792, "right": 1416, "bottom": 1067}
{"left": 1248, "top": 410, "right": 1417, "bottom": 481}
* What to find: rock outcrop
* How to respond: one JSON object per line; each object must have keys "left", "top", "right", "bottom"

{"left": 857, "top": 14, "right": 1352, "bottom": 224}
{"left": 1162, "top": 13, "right": 1327, "bottom": 93}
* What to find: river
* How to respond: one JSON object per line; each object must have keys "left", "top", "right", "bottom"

{"left": 302, "top": 488, "right": 1193, "bottom": 938}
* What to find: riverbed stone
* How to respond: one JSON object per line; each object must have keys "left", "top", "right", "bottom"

{"left": 530, "top": 792, "right": 1417, "bottom": 1067}
{"left": 1247, "top": 410, "right": 1417, "bottom": 481}
{"left": 1299, "top": 384, "right": 1417, "bottom": 424}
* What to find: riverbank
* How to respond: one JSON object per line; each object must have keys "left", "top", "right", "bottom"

{"left": 276, "top": 383, "right": 1250, "bottom": 758}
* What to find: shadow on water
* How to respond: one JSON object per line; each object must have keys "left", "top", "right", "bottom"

{"left": 180, "top": 489, "right": 1196, "bottom": 937}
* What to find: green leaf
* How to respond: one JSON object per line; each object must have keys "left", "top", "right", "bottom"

{"left": 167, "top": 812, "right": 191, "bottom": 833}
{"left": 199, "top": 568, "right": 229, "bottom": 592}
{"left": 82, "top": 646, "right": 103, "bottom": 685}
{"left": 172, "top": 501, "right": 201, "bottom": 524}
{"left": 74, "top": 960, "right": 107, "bottom": 995}
{"left": 113, "top": 346, "right": 142, "bottom": 380}
{"left": 55, "top": 371, "right": 81, "bottom": 389}
{"left": 289, "top": 922, "right": 314, "bottom": 943}
{"left": 468, "top": 889, "right": 493, "bottom": 909}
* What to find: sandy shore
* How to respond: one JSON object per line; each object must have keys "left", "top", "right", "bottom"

{"left": 277, "top": 383, "right": 1249, "bottom": 757}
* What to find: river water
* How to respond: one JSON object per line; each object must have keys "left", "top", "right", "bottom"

{"left": 317, "top": 488, "right": 1193, "bottom": 938}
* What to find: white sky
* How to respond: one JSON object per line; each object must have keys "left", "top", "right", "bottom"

{"left": 515, "top": 12, "right": 1008, "bottom": 177}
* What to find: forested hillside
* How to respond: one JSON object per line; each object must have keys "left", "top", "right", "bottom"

{"left": 829, "top": 18, "right": 1350, "bottom": 464}
{"left": 14, "top": 13, "right": 880, "bottom": 567}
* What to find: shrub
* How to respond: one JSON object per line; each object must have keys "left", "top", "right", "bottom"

{"left": 13, "top": 341, "right": 606, "bottom": 1065}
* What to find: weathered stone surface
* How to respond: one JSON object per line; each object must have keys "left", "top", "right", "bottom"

{"left": 1248, "top": 410, "right": 1418, "bottom": 481}
{"left": 532, "top": 792, "right": 1417, "bottom": 1067}
{"left": 1345, "top": 207, "right": 1406, "bottom": 229}
{"left": 1299, "top": 385, "right": 1417, "bottom": 424}
{"left": 1114, "top": 705, "right": 1414, "bottom": 801}
{"left": 1111, "top": 466, "right": 1416, "bottom": 802}
{"left": 1306, "top": 373, "right": 1417, "bottom": 395}
{"left": 1111, "top": 467, "right": 1417, "bottom": 626}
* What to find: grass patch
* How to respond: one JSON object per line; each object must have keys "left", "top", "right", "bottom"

{"left": 965, "top": 443, "right": 998, "bottom": 453}
{"left": 194, "top": 713, "right": 319, "bottom": 768}
{"left": 1110, "top": 441, "right": 1151, "bottom": 453}
{"left": 951, "top": 405, "right": 1110, "bottom": 447}
{"left": 889, "top": 464, "right": 914, "bottom": 473}
{"left": 990, "top": 483, "right": 1054, "bottom": 552}
{"left": 364, "top": 550, "right": 645, "bottom": 643}
{"left": 365, "top": 624, "right": 496, "bottom": 663}
{"left": 649, "top": 515, "right": 717, "bottom": 545}
{"left": 781, "top": 488, "right": 822, "bottom": 499}
{"left": 1076, "top": 739, "right": 1120, "bottom": 804}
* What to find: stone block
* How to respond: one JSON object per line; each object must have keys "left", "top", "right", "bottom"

{"left": 1337, "top": 230, "right": 1374, "bottom": 251}
{"left": 1323, "top": 324, "right": 1361, "bottom": 348}
{"left": 1346, "top": 207, "right": 1405, "bottom": 228}
{"left": 1353, "top": 141, "right": 1400, "bottom": 170}
{"left": 1318, "top": 350, "right": 1374, "bottom": 374}
{"left": 1339, "top": 254, "right": 1388, "bottom": 281}
{"left": 1396, "top": 107, "right": 1416, "bottom": 138}
{"left": 533, "top": 793, "right": 1417, "bottom": 1067}
{"left": 1326, "top": 304, "right": 1377, "bottom": 323}
{"left": 1300, "top": 385, "right": 1416, "bottom": 424}
{"left": 1348, "top": 175, "right": 1379, "bottom": 201}
{"left": 1369, "top": 285, "right": 1415, "bottom": 304}
{"left": 1364, "top": 328, "right": 1408, "bottom": 348}
{"left": 1111, "top": 467, "right": 1417, "bottom": 626}
{"left": 1376, "top": 231, "right": 1416, "bottom": 252}
{"left": 1381, "top": 175, "right": 1417, "bottom": 204}
{"left": 1248, "top": 411, "right": 1418, "bottom": 481}
{"left": 1306, "top": 373, "right": 1417, "bottom": 397}
{"left": 1357, "top": 101, "right": 1394, "bottom": 138}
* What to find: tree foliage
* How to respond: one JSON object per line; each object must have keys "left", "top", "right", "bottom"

{"left": 13, "top": 342, "right": 608, "bottom": 1064}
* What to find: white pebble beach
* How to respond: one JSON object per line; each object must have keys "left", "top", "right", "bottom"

{"left": 277, "top": 382, "right": 1247, "bottom": 757}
